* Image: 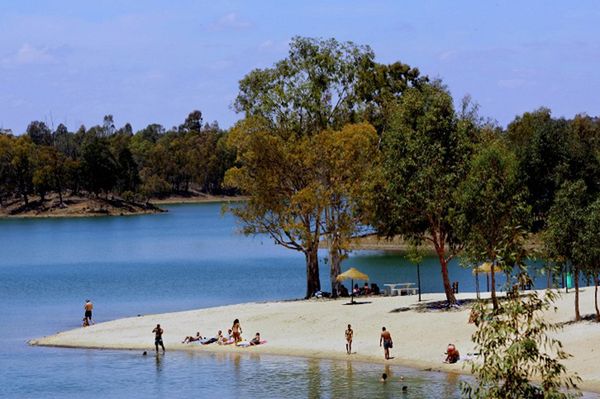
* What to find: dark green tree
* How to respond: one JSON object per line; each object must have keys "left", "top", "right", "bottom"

{"left": 373, "top": 81, "right": 477, "bottom": 304}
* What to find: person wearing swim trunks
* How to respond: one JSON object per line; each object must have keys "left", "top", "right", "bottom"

{"left": 84, "top": 299, "right": 94, "bottom": 324}
{"left": 379, "top": 326, "right": 393, "bottom": 360}
{"left": 153, "top": 324, "right": 165, "bottom": 353}
{"left": 345, "top": 324, "right": 353, "bottom": 354}
{"left": 232, "top": 319, "right": 242, "bottom": 343}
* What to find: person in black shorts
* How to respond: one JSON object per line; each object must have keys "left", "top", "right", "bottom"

{"left": 84, "top": 299, "right": 94, "bottom": 324}
{"left": 152, "top": 324, "right": 165, "bottom": 353}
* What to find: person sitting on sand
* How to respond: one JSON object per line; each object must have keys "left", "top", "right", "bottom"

{"left": 182, "top": 332, "right": 202, "bottom": 344}
{"left": 250, "top": 332, "right": 262, "bottom": 346}
{"left": 82, "top": 317, "right": 90, "bottom": 327}
{"left": 353, "top": 284, "right": 360, "bottom": 296}
{"left": 379, "top": 327, "right": 393, "bottom": 360}
{"left": 219, "top": 329, "right": 234, "bottom": 345}
{"left": 468, "top": 308, "right": 480, "bottom": 326}
{"left": 363, "top": 282, "right": 371, "bottom": 295}
{"left": 444, "top": 343, "right": 460, "bottom": 364}
{"left": 338, "top": 284, "right": 349, "bottom": 297}
{"left": 371, "top": 283, "right": 381, "bottom": 295}
{"left": 345, "top": 324, "right": 353, "bottom": 354}
{"left": 232, "top": 319, "right": 243, "bottom": 343}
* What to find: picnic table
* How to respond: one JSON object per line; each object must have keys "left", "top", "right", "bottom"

{"left": 383, "top": 282, "right": 419, "bottom": 296}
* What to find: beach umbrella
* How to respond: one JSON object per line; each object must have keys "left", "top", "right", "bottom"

{"left": 472, "top": 262, "right": 500, "bottom": 295}
{"left": 336, "top": 268, "right": 369, "bottom": 304}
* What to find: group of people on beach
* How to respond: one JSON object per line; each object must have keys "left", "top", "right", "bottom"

{"left": 82, "top": 298, "right": 456, "bottom": 365}
{"left": 151, "top": 318, "right": 263, "bottom": 353}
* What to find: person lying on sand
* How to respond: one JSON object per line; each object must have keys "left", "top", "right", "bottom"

{"left": 200, "top": 330, "right": 221, "bottom": 345}
{"left": 250, "top": 332, "right": 261, "bottom": 346}
{"left": 444, "top": 343, "right": 460, "bottom": 363}
{"left": 182, "top": 332, "right": 202, "bottom": 343}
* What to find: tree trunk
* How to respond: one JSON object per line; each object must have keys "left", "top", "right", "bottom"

{"left": 491, "top": 262, "right": 498, "bottom": 311}
{"left": 305, "top": 246, "right": 320, "bottom": 299}
{"left": 435, "top": 248, "right": 456, "bottom": 305}
{"left": 417, "top": 262, "right": 422, "bottom": 302}
{"left": 329, "top": 240, "right": 341, "bottom": 298}
{"left": 574, "top": 266, "right": 581, "bottom": 321}
{"left": 595, "top": 274, "right": 599, "bottom": 322}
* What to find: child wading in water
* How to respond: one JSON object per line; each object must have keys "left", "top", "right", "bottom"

{"left": 345, "top": 324, "right": 353, "bottom": 354}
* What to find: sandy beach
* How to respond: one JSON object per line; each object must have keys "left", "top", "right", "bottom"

{"left": 31, "top": 288, "right": 600, "bottom": 393}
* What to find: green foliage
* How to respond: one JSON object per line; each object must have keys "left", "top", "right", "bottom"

{"left": 456, "top": 139, "right": 530, "bottom": 308}
{"left": 0, "top": 111, "right": 236, "bottom": 205}
{"left": 544, "top": 181, "right": 588, "bottom": 263}
{"left": 507, "top": 109, "right": 600, "bottom": 229}
{"left": 235, "top": 36, "right": 422, "bottom": 135}
{"left": 373, "top": 81, "right": 478, "bottom": 304}
{"left": 573, "top": 197, "right": 600, "bottom": 321}
{"left": 314, "top": 123, "right": 380, "bottom": 294}
{"left": 225, "top": 116, "right": 325, "bottom": 298}
{"left": 463, "top": 285, "right": 581, "bottom": 398}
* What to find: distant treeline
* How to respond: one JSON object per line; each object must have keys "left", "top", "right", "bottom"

{"left": 0, "top": 110, "right": 236, "bottom": 206}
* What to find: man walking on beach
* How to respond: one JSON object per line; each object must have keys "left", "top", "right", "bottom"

{"left": 379, "top": 327, "right": 393, "bottom": 360}
{"left": 345, "top": 324, "right": 353, "bottom": 354}
{"left": 153, "top": 324, "right": 165, "bottom": 353}
{"left": 84, "top": 299, "right": 94, "bottom": 325}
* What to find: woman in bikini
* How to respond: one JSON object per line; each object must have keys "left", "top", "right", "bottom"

{"left": 232, "top": 319, "right": 242, "bottom": 343}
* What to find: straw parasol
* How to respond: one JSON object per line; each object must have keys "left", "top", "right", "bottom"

{"left": 336, "top": 267, "right": 369, "bottom": 304}
{"left": 472, "top": 262, "right": 500, "bottom": 297}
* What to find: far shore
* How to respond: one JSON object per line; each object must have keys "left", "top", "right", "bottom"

{"left": 0, "top": 193, "right": 246, "bottom": 219}
{"left": 30, "top": 288, "right": 600, "bottom": 393}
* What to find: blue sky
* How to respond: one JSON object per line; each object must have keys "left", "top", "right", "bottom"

{"left": 1, "top": 0, "right": 599, "bottom": 133}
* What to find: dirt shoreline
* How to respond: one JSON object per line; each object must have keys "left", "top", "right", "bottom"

{"left": 0, "top": 193, "right": 246, "bottom": 219}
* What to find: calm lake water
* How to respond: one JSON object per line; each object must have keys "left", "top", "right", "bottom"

{"left": 0, "top": 203, "right": 571, "bottom": 398}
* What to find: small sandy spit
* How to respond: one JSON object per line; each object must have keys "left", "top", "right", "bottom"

{"left": 31, "top": 289, "right": 600, "bottom": 393}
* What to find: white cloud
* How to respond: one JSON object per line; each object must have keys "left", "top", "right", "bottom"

{"left": 3, "top": 43, "right": 57, "bottom": 66}
{"left": 208, "top": 13, "right": 252, "bottom": 31}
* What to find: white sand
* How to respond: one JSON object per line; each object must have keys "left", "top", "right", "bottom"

{"left": 31, "top": 288, "right": 600, "bottom": 393}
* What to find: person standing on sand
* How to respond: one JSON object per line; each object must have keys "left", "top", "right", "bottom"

{"left": 153, "top": 324, "right": 165, "bottom": 353}
{"left": 84, "top": 299, "right": 94, "bottom": 324}
{"left": 345, "top": 324, "right": 353, "bottom": 354}
{"left": 232, "top": 319, "right": 242, "bottom": 343}
{"left": 379, "top": 327, "right": 393, "bottom": 360}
